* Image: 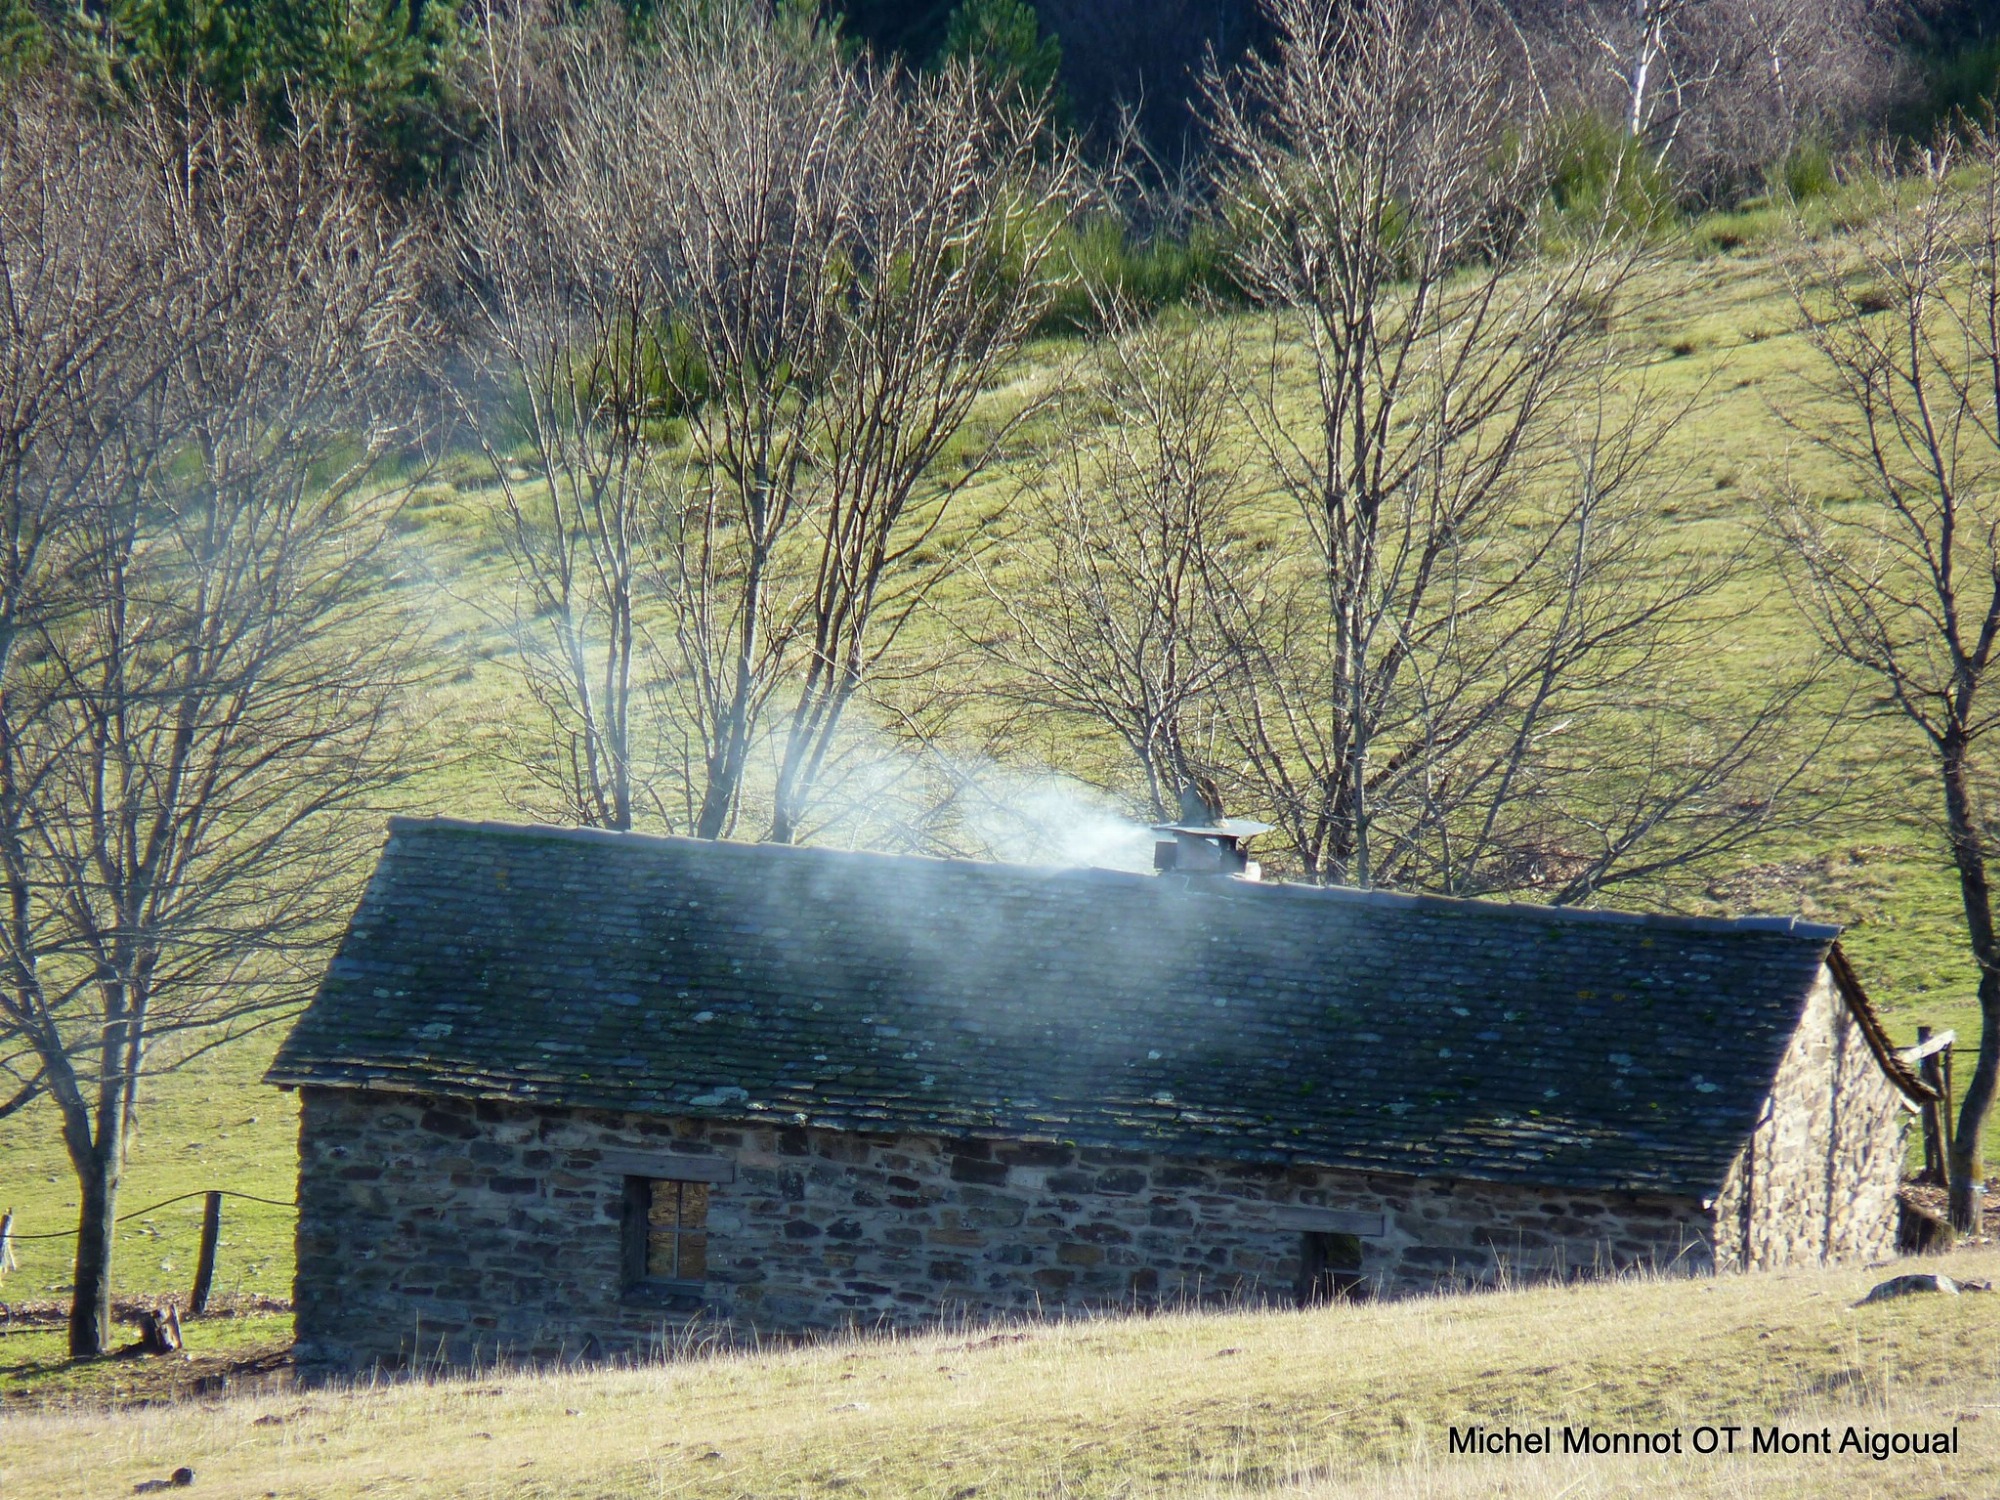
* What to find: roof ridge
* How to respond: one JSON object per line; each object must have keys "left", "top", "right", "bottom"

{"left": 381, "top": 815, "right": 1842, "bottom": 941}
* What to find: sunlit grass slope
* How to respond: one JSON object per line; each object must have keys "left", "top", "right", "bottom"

{"left": 0, "top": 216, "right": 1990, "bottom": 1313}
{"left": 3, "top": 1249, "right": 1998, "bottom": 1498}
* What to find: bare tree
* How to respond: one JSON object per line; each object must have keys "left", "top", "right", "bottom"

{"left": 0, "top": 84, "right": 430, "bottom": 1356}
{"left": 1204, "top": 0, "right": 1626, "bottom": 883}
{"left": 1520, "top": 0, "right": 1900, "bottom": 194}
{"left": 1596, "top": 0, "right": 1718, "bottom": 155}
{"left": 1198, "top": 0, "right": 1812, "bottom": 894}
{"left": 1725, "top": 0, "right": 1899, "bottom": 162}
{"left": 975, "top": 300, "right": 1260, "bottom": 819}
{"left": 452, "top": 9, "right": 674, "bottom": 831}
{"left": 457, "top": 3, "right": 1076, "bottom": 842}
{"left": 761, "top": 65, "right": 1077, "bottom": 844}
{"left": 0, "top": 82, "right": 166, "bottom": 1134}
{"left": 1385, "top": 369, "right": 1825, "bottom": 903}
{"left": 1776, "top": 126, "right": 2000, "bottom": 1233}
{"left": 634, "top": 10, "right": 874, "bottom": 841}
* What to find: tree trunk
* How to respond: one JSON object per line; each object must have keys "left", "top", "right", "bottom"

{"left": 767, "top": 710, "right": 813, "bottom": 846}
{"left": 1943, "top": 736, "right": 1994, "bottom": 1234}
{"left": 695, "top": 538, "right": 768, "bottom": 842}
{"left": 67, "top": 1151, "right": 118, "bottom": 1357}
{"left": 767, "top": 660, "right": 864, "bottom": 847}
{"left": 695, "top": 742, "right": 743, "bottom": 841}
{"left": 610, "top": 568, "right": 633, "bottom": 833}
{"left": 1952, "top": 968, "right": 1997, "bottom": 1232}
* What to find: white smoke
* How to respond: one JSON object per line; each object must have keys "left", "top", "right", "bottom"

{"left": 948, "top": 770, "right": 1158, "bottom": 874}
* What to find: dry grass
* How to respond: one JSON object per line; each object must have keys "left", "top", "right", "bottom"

{"left": 3, "top": 1250, "right": 1998, "bottom": 1499}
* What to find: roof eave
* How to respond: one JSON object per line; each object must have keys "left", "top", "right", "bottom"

{"left": 1825, "top": 942, "right": 1936, "bottom": 1104}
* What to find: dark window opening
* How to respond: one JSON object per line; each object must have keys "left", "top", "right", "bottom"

{"left": 1298, "top": 1231, "right": 1364, "bottom": 1306}
{"left": 622, "top": 1176, "right": 710, "bottom": 1289}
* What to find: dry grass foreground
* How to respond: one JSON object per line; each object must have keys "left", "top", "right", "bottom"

{"left": 1, "top": 1251, "right": 1997, "bottom": 1499}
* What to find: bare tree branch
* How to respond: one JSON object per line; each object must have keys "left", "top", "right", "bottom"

{"left": 1178, "top": 0, "right": 1817, "bottom": 899}
{"left": 0, "top": 78, "right": 432, "bottom": 1355}
{"left": 1775, "top": 124, "right": 2000, "bottom": 1233}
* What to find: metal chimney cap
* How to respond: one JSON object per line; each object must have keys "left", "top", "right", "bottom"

{"left": 1152, "top": 817, "right": 1273, "bottom": 839}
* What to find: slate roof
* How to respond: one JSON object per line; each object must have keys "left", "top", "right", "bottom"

{"left": 269, "top": 817, "right": 1915, "bottom": 1198}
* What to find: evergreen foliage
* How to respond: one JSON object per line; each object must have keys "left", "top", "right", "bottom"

{"left": 69, "top": 0, "right": 469, "bottom": 189}
{"left": 937, "top": 0, "right": 1059, "bottom": 112}
{"left": 0, "top": 0, "right": 45, "bottom": 77}
{"left": 1544, "top": 112, "right": 1678, "bottom": 233}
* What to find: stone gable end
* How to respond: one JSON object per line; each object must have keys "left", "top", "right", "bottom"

{"left": 1710, "top": 967, "right": 1912, "bottom": 1271}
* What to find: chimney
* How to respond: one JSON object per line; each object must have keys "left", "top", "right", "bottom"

{"left": 1153, "top": 780, "right": 1269, "bottom": 881}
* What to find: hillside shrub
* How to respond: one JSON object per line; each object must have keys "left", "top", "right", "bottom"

{"left": 65, "top": 0, "right": 472, "bottom": 191}
{"left": 937, "top": 0, "right": 1062, "bottom": 118}
{"left": 1544, "top": 112, "right": 1679, "bottom": 235}
{"left": 1037, "top": 214, "right": 1244, "bottom": 332}
{"left": 1776, "top": 140, "right": 1839, "bottom": 204}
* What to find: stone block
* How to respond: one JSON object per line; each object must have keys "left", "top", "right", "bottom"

{"left": 950, "top": 1155, "right": 1010, "bottom": 1186}
{"left": 420, "top": 1110, "right": 479, "bottom": 1140}
{"left": 1075, "top": 1221, "right": 1133, "bottom": 1245}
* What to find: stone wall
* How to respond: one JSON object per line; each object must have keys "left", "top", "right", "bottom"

{"left": 1709, "top": 965, "right": 1910, "bottom": 1272}
{"left": 293, "top": 1086, "right": 1715, "bottom": 1371}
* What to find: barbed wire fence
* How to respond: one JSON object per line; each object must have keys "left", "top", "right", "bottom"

{"left": 0, "top": 1189, "right": 297, "bottom": 1316}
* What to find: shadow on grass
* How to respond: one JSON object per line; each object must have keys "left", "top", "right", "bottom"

{"left": 0, "top": 1303, "right": 293, "bottom": 1410}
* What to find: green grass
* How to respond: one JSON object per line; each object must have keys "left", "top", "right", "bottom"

{"left": 0, "top": 1034, "right": 298, "bottom": 1305}
{"left": 2, "top": 1249, "right": 1997, "bottom": 1497}
{"left": 0, "top": 208, "right": 1992, "bottom": 1326}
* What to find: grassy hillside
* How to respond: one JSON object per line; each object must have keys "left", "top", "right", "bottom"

{"left": 4, "top": 1247, "right": 1998, "bottom": 1497}
{"left": 0, "top": 212, "right": 1990, "bottom": 1314}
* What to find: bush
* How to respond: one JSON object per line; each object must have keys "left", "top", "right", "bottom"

{"left": 1775, "top": 140, "right": 1838, "bottom": 203}
{"left": 1036, "top": 215, "right": 1244, "bottom": 333}
{"left": 1688, "top": 204, "right": 1784, "bottom": 256}
{"left": 937, "top": 0, "right": 1062, "bottom": 117}
{"left": 66, "top": 0, "right": 473, "bottom": 192}
{"left": 1544, "top": 112, "right": 1680, "bottom": 234}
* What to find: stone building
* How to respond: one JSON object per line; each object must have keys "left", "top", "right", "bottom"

{"left": 268, "top": 817, "right": 1930, "bottom": 1371}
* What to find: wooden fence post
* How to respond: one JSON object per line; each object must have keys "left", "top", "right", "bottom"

{"left": 1920, "top": 1041, "right": 1953, "bottom": 1198}
{"left": 1912, "top": 1032, "right": 1944, "bottom": 1192}
{"left": 1903, "top": 1027, "right": 1962, "bottom": 1196}
{"left": 1941, "top": 1040, "right": 1957, "bottom": 1175}
{"left": 1918, "top": 1026, "right": 1943, "bottom": 1181}
{"left": 188, "top": 1191, "right": 222, "bottom": 1316}
{"left": 0, "top": 1207, "right": 16, "bottom": 1281}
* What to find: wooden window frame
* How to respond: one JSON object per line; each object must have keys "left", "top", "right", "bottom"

{"left": 616, "top": 1155, "right": 733, "bottom": 1304}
